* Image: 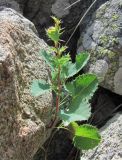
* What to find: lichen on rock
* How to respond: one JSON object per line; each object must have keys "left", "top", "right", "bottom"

{"left": 78, "top": 0, "right": 122, "bottom": 95}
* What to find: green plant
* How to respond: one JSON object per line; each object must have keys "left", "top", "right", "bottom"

{"left": 31, "top": 17, "right": 101, "bottom": 151}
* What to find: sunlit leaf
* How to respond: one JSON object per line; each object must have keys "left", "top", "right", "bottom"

{"left": 46, "top": 26, "right": 61, "bottom": 42}
{"left": 73, "top": 124, "right": 101, "bottom": 150}
{"left": 54, "top": 54, "right": 71, "bottom": 67}
{"left": 59, "top": 46, "right": 68, "bottom": 54}
{"left": 51, "top": 16, "right": 61, "bottom": 25}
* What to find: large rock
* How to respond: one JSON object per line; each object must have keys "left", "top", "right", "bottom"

{"left": 81, "top": 113, "right": 122, "bottom": 160}
{"left": 0, "top": 8, "right": 53, "bottom": 160}
{"left": 78, "top": 0, "right": 122, "bottom": 95}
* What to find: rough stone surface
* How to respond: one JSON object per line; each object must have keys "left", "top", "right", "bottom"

{"left": 0, "top": 8, "right": 53, "bottom": 160}
{"left": 81, "top": 113, "right": 122, "bottom": 160}
{"left": 0, "top": 0, "right": 21, "bottom": 12}
{"left": 78, "top": 0, "right": 122, "bottom": 95}
{"left": 89, "top": 59, "right": 109, "bottom": 82}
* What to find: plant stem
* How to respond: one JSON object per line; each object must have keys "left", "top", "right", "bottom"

{"left": 47, "top": 42, "right": 62, "bottom": 128}
{"left": 56, "top": 66, "right": 61, "bottom": 113}
{"left": 55, "top": 42, "right": 59, "bottom": 56}
{"left": 55, "top": 41, "right": 62, "bottom": 114}
{"left": 56, "top": 95, "right": 59, "bottom": 113}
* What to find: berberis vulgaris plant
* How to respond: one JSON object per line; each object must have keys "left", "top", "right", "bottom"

{"left": 31, "top": 17, "right": 101, "bottom": 151}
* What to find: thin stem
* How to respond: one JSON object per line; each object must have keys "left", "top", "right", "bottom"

{"left": 48, "top": 41, "right": 62, "bottom": 128}
{"left": 56, "top": 95, "right": 60, "bottom": 113}
{"left": 46, "top": 122, "right": 63, "bottom": 152}
{"left": 66, "top": 0, "right": 98, "bottom": 45}
{"left": 55, "top": 64, "right": 61, "bottom": 117}
{"left": 75, "top": 150, "right": 79, "bottom": 160}
{"left": 39, "top": 146, "right": 47, "bottom": 160}
{"left": 57, "top": 126, "right": 71, "bottom": 132}
{"left": 54, "top": 41, "right": 59, "bottom": 56}
{"left": 66, "top": 147, "right": 75, "bottom": 160}
{"left": 64, "top": 0, "right": 81, "bottom": 10}
{"left": 55, "top": 39, "right": 62, "bottom": 113}
{"left": 46, "top": 128, "right": 58, "bottom": 152}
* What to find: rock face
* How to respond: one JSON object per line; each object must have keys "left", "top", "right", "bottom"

{"left": 0, "top": 8, "right": 53, "bottom": 160}
{"left": 81, "top": 113, "right": 122, "bottom": 160}
{"left": 78, "top": 0, "right": 122, "bottom": 95}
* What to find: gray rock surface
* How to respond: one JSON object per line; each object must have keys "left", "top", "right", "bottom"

{"left": 78, "top": 0, "right": 122, "bottom": 95}
{"left": 51, "top": 0, "right": 70, "bottom": 18}
{"left": 0, "top": 8, "right": 53, "bottom": 160}
{"left": 81, "top": 113, "right": 122, "bottom": 160}
{"left": 0, "top": 0, "right": 21, "bottom": 12}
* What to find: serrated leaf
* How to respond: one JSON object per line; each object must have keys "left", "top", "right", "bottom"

{"left": 50, "top": 47, "right": 57, "bottom": 53}
{"left": 73, "top": 124, "right": 101, "bottom": 150}
{"left": 51, "top": 16, "right": 61, "bottom": 25}
{"left": 39, "top": 49, "right": 55, "bottom": 70}
{"left": 54, "top": 54, "right": 71, "bottom": 67}
{"left": 46, "top": 26, "right": 60, "bottom": 42}
{"left": 64, "top": 74, "right": 98, "bottom": 100}
{"left": 31, "top": 80, "right": 50, "bottom": 97}
{"left": 59, "top": 46, "right": 68, "bottom": 54}
{"left": 61, "top": 53, "right": 90, "bottom": 78}
{"left": 59, "top": 96, "right": 91, "bottom": 126}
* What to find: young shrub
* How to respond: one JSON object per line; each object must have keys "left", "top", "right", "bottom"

{"left": 31, "top": 17, "right": 101, "bottom": 151}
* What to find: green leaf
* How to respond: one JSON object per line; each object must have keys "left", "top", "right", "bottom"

{"left": 59, "top": 46, "right": 68, "bottom": 54}
{"left": 31, "top": 80, "right": 50, "bottom": 97}
{"left": 59, "top": 96, "right": 91, "bottom": 126}
{"left": 46, "top": 26, "right": 61, "bottom": 42}
{"left": 51, "top": 16, "right": 61, "bottom": 26}
{"left": 64, "top": 74, "right": 98, "bottom": 100}
{"left": 54, "top": 54, "right": 71, "bottom": 67}
{"left": 73, "top": 124, "right": 101, "bottom": 150}
{"left": 68, "top": 122, "right": 79, "bottom": 135}
{"left": 50, "top": 47, "right": 57, "bottom": 53}
{"left": 61, "top": 52, "right": 90, "bottom": 78}
{"left": 39, "top": 49, "right": 55, "bottom": 70}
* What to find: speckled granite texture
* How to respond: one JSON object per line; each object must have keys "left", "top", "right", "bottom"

{"left": 0, "top": 8, "right": 53, "bottom": 160}
{"left": 82, "top": 113, "right": 122, "bottom": 160}
{"left": 78, "top": 0, "right": 122, "bottom": 95}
